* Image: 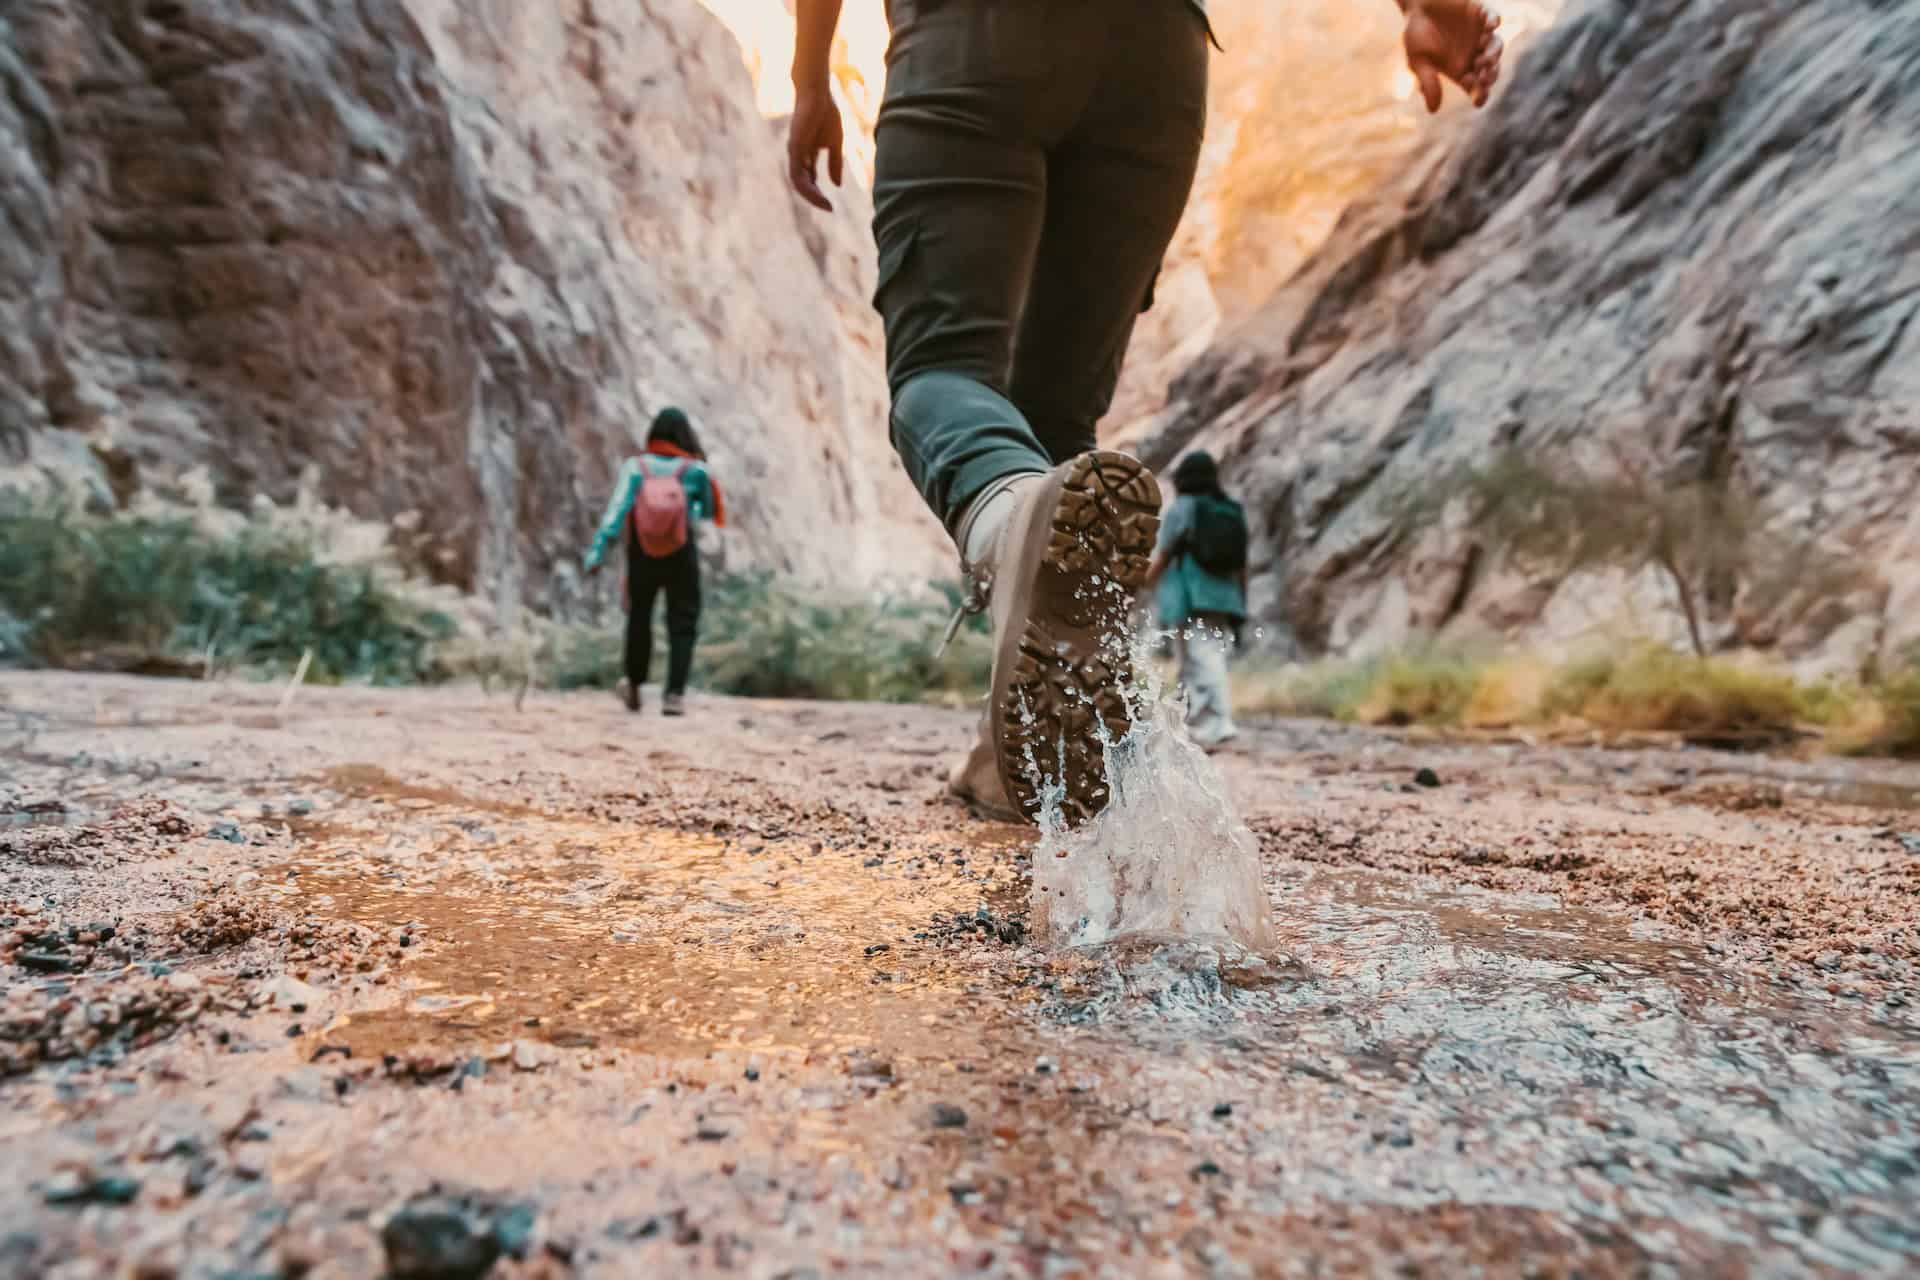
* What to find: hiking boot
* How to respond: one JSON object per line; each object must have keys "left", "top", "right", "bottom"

{"left": 661, "top": 692, "right": 686, "bottom": 717}
{"left": 967, "top": 451, "right": 1160, "bottom": 827}
{"left": 945, "top": 713, "right": 1023, "bottom": 824}
{"left": 621, "top": 680, "right": 641, "bottom": 713}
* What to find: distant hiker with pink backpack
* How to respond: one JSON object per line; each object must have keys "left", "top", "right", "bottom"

{"left": 584, "top": 407, "right": 726, "bottom": 717}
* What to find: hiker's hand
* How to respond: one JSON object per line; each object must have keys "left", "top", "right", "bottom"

{"left": 1404, "top": 0, "right": 1504, "bottom": 113}
{"left": 788, "top": 85, "right": 844, "bottom": 212}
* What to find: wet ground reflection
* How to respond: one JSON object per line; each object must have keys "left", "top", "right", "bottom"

{"left": 282, "top": 817, "right": 1920, "bottom": 1274}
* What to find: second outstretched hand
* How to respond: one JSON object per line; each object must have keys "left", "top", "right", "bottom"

{"left": 1403, "top": 0, "right": 1505, "bottom": 112}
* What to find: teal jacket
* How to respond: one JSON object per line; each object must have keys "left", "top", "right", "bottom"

{"left": 583, "top": 452, "right": 719, "bottom": 571}
{"left": 1155, "top": 493, "right": 1248, "bottom": 627}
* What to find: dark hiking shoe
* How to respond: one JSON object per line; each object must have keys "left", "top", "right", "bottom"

{"left": 621, "top": 680, "right": 641, "bottom": 713}
{"left": 986, "top": 450, "right": 1160, "bottom": 828}
{"left": 661, "top": 693, "right": 686, "bottom": 717}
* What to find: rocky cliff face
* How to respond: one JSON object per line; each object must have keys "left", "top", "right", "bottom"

{"left": 1108, "top": 0, "right": 1566, "bottom": 437}
{"left": 1141, "top": 0, "right": 1920, "bottom": 672}
{"left": 0, "top": 0, "right": 946, "bottom": 613}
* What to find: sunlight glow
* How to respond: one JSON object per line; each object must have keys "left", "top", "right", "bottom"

{"left": 699, "top": 0, "right": 889, "bottom": 181}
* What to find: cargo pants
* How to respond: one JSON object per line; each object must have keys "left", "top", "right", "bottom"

{"left": 871, "top": 0, "right": 1211, "bottom": 536}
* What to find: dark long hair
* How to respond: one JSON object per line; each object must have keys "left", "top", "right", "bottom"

{"left": 647, "top": 406, "right": 705, "bottom": 459}
{"left": 1172, "top": 450, "right": 1224, "bottom": 497}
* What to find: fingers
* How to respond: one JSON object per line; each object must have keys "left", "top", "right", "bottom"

{"left": 828, "top": 142, "right": 844, "bottom": 189}
{"left": 1415, "top": 61, "right": 1443, "bottom": 114}
{"left": 788, "top": 138, "right": 833, "bottom": 212}
{"left": 1468, "top": 35, "right": 1504, "bottom": 105}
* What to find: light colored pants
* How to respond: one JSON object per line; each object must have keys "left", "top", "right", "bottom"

{"left": 1175, "top": 619, "right": 1237, "bottom": 747}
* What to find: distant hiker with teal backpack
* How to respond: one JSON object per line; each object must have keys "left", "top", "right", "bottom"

{"left": 584, "top": 408, "right": 726, "bottom": 717}
{"left": 1145, "top": 450, "right": 1249, "bottom": 749}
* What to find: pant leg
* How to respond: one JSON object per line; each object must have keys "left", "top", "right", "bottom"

{"left": 626, "top": 547, "right": 662, "bottom": 689}
{"left": 662, "top": 544, "right": 702, "bottom": 697}
{"left": 1008, "top": 3, "right": 1209, "bottom": 463}
{"left": 1175, "top": 628, "right": 1201, "bottom": 715}
{"left": 1183, "top": 615, "right": 1237, "bottom": 746}
{"left": 870, "top": 0, "right": 1098, "bottom": 534}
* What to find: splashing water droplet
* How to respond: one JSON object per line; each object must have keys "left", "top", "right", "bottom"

{"left": 1021, "top": 619, "right": 1277, "bottom": 955}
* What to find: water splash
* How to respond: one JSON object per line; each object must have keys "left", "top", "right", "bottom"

{"left": 1024, "top": 617, "right": 1278, "bottom": 954}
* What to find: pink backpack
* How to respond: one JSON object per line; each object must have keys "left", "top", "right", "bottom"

{"left": 630, "top": 458, "right": 691, "bottom": 557}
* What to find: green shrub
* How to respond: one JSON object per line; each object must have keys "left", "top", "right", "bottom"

{"left": 1232, "top": 655, "right": 1383, "bottom": 721}
{"left": 509, "top": 573, "right": 990, "bottom": 706}
{"left": 0, "top": 499, "right": 454, "bottom": 683}
{"left": 1351, "top": 652, "right": 1484, "bottom": 726}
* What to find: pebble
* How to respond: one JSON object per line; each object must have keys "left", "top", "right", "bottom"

{"left": 848, "top": 1055, "right": 894, "bottom": 1080}
{"left": 1374, "top": 1124, "right": 1415, "bottom": 1149}
{"left": 382, "top": 1191, "right": 537, "bottom": 1280}
{"left": 511, "top": 1040, "right": 555, "bottom": 1072}
{"left": 43, "top": 1171, "right": 142, "bottom": 1207}
{"left": 1414, "top": 768, "right": 1443, "bottom": 788}
{"left": 928, "top": 1102, "right": 968, "bottom": 1129}
{"left": 264, "top": 974, "right": 324, "bottom": 1006}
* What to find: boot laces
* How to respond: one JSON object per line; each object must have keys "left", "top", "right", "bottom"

{"left": 936, "top": 563, "right": 991, "bottom": 659}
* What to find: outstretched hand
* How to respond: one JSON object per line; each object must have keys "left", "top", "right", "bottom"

{"left": 1404, "top": 0, "right": 1504, "bottom": 113}
{"left": 788, "top": 86, "right": 845, "bottom": 212}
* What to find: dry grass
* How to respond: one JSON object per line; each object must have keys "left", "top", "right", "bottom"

{"left": 1539, "top": 648, "right": 1816, "bottom": 742}
{"left": 1831, "top": 669, "right": 1920, "bottom": 759}
{"left": 1459, "top": 656, "right": 1556, "bottom": 729}
{"left": 1233, "top": 644, "right": 1917, "bottom": 756}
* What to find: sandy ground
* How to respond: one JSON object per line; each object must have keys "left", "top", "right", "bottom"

{"left": 2, "top": 672, "right": 1917, "bottom": 1278}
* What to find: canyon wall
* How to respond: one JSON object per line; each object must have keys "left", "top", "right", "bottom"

{"left": 0, "top": 0, "right": 947, "bottom": 617}
{"left": 1140, "top": 0, "right": 1920, "bottom": 671}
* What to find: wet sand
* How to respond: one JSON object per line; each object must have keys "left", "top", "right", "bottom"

{"left": 2, "top": 673, "right": 1917, "bottom": 1277}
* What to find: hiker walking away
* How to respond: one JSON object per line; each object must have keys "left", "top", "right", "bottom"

{"left": 788, "top": 0, "right": 1503, "bottom": 825}
{"left": 583, "top": 408, "right": 727, "bottom": 717}
{"left": 1145, "top": 450, "right": 1248, "bottom": 749}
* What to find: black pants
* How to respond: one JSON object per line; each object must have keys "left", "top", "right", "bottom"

{"left": 626, "top": 540, "right": 701, "bottom": 696}
{"left": 873, "top": 0, "right": 1210, "bottom": 532}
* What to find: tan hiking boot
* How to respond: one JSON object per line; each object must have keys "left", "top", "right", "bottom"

{"left": 945, "top": 713, "right": 1023, "bottom": 823}
{"left": 980, "top": 451, "right": 1160, "bottom": 827}
{"left": 661, "top": 692, "right": 686, "bottom": 717}
{"left": 620, "top": 679, "right": 641, "bottom": 713}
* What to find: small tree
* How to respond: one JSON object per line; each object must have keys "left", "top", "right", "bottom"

{"left": 1413, "top": 442, "right": 1862, "bottom": 659}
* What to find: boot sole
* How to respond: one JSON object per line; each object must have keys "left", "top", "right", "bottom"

{"left": 991, "top": 451, "right": 1161, "bottom": 828}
